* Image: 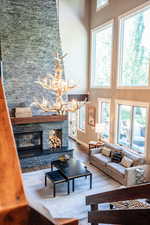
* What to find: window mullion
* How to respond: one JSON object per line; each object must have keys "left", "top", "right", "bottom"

{"left": 130, "top": 106, "right": 134, "bottom": 149}
{"left": 117, "top": 105, "right": 120, "bottom": 144}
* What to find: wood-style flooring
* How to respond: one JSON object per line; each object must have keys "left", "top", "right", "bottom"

{"left": 68, "top": 138, "right": 89, "bottom": 162}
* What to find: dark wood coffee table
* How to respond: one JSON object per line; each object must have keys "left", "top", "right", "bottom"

{"left": 51, "top": 159, "right": 92, "bottom": 191}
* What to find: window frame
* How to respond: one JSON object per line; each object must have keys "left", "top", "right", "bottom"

{"left": 115, "top": 100, "right": 149, "bottom": 155}
{"left": 91, "top": 20, "right": 114, "bottom": 89}
{"left": 78, "top": 105, "right": 86, "bottom": 133}
{"left": 117, "top": 1, "right": 150, "bottom": 89}
{"left": 98, "top": 98, "right": 111, "bottom": 141}
{"left": 96, "top": 0, "right": 109, "bottom": 11}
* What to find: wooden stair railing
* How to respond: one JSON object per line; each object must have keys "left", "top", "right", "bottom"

{"left": 0, "top": 41, "right": 78, "bottom": 225}
{"left": 86, "top": 183, "right": 150, "bottom": 225}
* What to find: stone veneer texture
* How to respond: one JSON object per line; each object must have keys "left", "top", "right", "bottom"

{"left": 0, "top": 0, "right": 62, "bottom": 115}
{"left": 0, "top": 0, "right": 69, "bottom": 150}
{"left": 13, "top": 121, "right": 68, "bottom": 149}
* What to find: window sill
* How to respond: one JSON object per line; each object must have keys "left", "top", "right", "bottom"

{"left": 117, "top": 86, "right": 150, "bottom": 90}
{"left": 90, "top": 86, "right": 111, "bottom": 89}
{"left": 118, "top": 144, "right": 144, "bottom": 156}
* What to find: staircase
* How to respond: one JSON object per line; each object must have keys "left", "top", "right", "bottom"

{"left": 86, "top": 183, "right": 150, "bottom": 225}
{"left": 0, "top": 43, "right": 78, "bottom": 225}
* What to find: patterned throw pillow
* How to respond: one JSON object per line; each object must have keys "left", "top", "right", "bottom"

{"left": 101, "top": 147, "right": 111, "bottom": 157}
{"left": 120, "top": 156, "right": 133, "bottom": 168}
{"left": 111, "top": 151, "right": 123, "bottom": 163}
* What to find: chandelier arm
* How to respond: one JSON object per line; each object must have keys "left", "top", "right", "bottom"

{"left": 33, "top": 53, "right": 87, "bottom": 115}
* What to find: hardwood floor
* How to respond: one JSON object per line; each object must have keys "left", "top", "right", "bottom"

{"left": 68, "top": 138, "right": 89, "bottom": 163}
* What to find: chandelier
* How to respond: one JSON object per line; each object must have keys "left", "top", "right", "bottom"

{"left": 33, "top": 53, "right": 86, "bottom": 115}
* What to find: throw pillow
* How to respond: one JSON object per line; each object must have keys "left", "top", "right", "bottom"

{"left": 101, "top": 147, "right": 111, "bottom": 157}
{"left": 111, "top": 151, "right": 123, "bottom": 163}
{"left": 120, "top": 156, "right": 133, "bottom": 168}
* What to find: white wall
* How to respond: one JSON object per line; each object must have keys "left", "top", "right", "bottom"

{"left": 58, "top": 0, "right": 90, "bottom": 94}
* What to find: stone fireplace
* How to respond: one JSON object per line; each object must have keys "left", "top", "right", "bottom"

{"left": 1, "top": 0, "right": 73, "bottom": 169}
{"left": 12, "top": 116, "right": 73, "bottom": 169}
{"left": 14, "top": 126, "right": 66, "bottom": 158}
{"left": 1, "top": 0, "right": 63, "bottom": 116}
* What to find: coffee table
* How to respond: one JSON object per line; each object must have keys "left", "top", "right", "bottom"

{"left": 51, "top": 159, "right": 92, "bottom": 191}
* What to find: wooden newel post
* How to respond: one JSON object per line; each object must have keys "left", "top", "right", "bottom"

{"left": 91, "top": 204, "right": 98, "bottom": 225}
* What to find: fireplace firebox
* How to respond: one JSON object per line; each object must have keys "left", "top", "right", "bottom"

{"left": 14, "top": 129, "right": 43, "bottom": 158}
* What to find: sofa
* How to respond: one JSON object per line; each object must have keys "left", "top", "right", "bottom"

{"left": 90, "top": 142, "right": 146, "bottom": 186}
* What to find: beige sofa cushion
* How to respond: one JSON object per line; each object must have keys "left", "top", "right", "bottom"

{"left": 107, "top": 162, "right": 126, "bottom": 177}
{"left": 92, "top": 153, "right": 111, "bottom": 166}
{"left": 104, "top": 142, "right": 144, "bottom": 166}
{"left": 120, "top": 156, "right": 133, "bottom": 168}
{"left": 123, "top": 150, "right": 144, "bottom": 166}
{"left": 101, "top": 147, "right": 111, "bottom": 157}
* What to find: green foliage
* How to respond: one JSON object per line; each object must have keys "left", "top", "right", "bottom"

{"left": 121, "top": 10, "right": 150, "bottom": 86}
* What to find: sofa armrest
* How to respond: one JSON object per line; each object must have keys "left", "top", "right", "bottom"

{"left": 125, "top": 165, "right": 149, "bottom": 186}
{"left": 89, "top": 147, "right": 102, "bottom": 156}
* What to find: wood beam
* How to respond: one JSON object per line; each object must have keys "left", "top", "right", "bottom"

{"left": 88, "top": 209, "right": 150, "bottom": 225}
{"left": 11, "top": 115, "right": 67, "bottom": 125}
{"left": 86, "top": 183, "right": 150, "bottom": 205}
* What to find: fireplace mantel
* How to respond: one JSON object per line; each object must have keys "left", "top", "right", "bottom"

{"left": 11, "top": 115, "right": 68, "bottom": 125}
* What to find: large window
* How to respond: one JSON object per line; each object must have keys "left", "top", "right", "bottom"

{"left": 97, "top": 0, "right": 109, "bottom": 10}
{"left": 78, "top": 105, "right": 86, "bottom": 131}
{"left": 99, "top": 99, "right": 110, "bottom": 140}
{"left": 91, "top": 22, "right": 113, "bottom": 87}
{"left": 117, "top": 102, "right": 148, "bottom": 153}
{"left": 118, "top": 5, "right": 150, "bottom": 87}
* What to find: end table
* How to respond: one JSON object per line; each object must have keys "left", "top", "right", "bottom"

{"left": 89, "top": 141, "right": 104, "bottom": 149}
{"left": 88, "top": 141, "right": 104, "bottom": 155}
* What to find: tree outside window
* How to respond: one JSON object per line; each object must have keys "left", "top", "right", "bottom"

{"left": 101, "top": 102, "right": 110, "bottom": 140}
{"left": 91, "top": 22, "right": 113, "bottom": 87}
{"left": 119, "top": 6, "right": 150, "bottom": 87}
{"left": 117, "top": 104, "right": 147, "bottom": 153}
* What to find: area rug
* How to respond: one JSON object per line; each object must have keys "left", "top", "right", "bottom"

{"left": 23, "top": 163, "right": 120, "bottom": 224}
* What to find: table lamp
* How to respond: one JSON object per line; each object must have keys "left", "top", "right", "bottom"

{"left": 95, "top": 123, "right": 104, "bottom": 143}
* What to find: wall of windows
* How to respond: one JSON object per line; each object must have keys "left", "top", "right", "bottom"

{"left": 98, "top": 99, "right": 110, "bottom": 140}
{"left": 78, "top": 105, "right": 86, "bottom": 131}
{"left": 68, "top": 112, "right": 78, "bottom": 139}
{"left": 77, "top": 1, "right": 150, "bottom": 160}
{"left": 116, "top": 101, "right": 148, "bottom": 154}
{"left": 91, "top": 21, "right": 113, "bottom": 87}
{"left": 118, "top": 5, "right": 150, "bottom": 87}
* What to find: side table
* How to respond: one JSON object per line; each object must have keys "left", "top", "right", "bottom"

{"left": 88, "top": 141, "right": 104, "bottom": 155}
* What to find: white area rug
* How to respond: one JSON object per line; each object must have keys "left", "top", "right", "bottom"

{"left": 23, "top": 164, "right": 120, "bottom": 224}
